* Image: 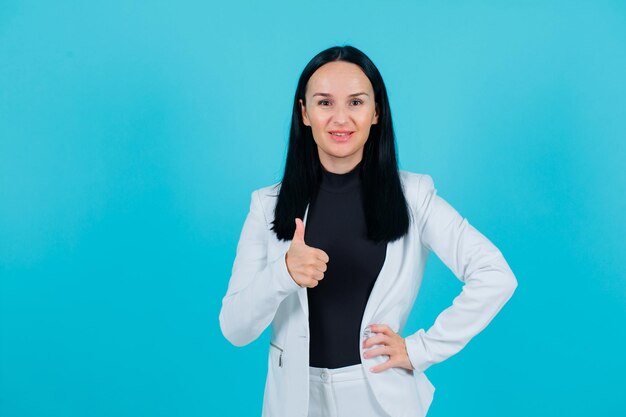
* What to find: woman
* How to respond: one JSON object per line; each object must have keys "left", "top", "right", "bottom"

{"left": 219, "top": 45, "right": 517, "bottom": 417}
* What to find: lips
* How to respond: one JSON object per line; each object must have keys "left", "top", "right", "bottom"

{"left": 328, "top": 131, "right": 354, "bottom": 142}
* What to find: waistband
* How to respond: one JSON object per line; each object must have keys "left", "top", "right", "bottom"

{"left": 309, "top": 363, "right": 366, "bottom": 382}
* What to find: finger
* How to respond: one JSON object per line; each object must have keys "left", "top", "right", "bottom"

{"left": 292, "top": 218, "right": 306, "bottom": 244}
{"left": 303, "top": 263, "right": 324, "bottom": 280}
{"left": 363, "top": 346, "right": 389, "bottom": 359}
{"left": 315, "top": 249, "right": 329, "bottom": 263}
{"left": 311, "top": 268, "right": 325, "bottom": 281}
{"left": 363, "top": 333, "right": 389, "bottom": 349}
{"left": 312, "top": 259, "right": 328, "bottom": 273}
{"left": 369, "top": 358, "right": 395, "bottom": 373}
{"left": 370, "top": 323, "right": 393, "bottom": 336}
{"left": 307, "top": 278, "right": 320, "bottom": 288}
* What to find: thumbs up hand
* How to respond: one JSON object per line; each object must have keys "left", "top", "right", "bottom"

{"left": 285, "top": 218, "right": 329, "bottom": 288}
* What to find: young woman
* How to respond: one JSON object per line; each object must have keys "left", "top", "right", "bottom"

{"left": 219, "top": 45, "right": 518, "bottom": 417}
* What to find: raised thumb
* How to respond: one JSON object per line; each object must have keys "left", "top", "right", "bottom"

{"left": 292, "top": 218, "right": 306, "bottom": 244}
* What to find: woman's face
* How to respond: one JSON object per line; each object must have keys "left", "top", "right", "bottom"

{"left": 299, "top": 61, "right": 379, "bottom": 173}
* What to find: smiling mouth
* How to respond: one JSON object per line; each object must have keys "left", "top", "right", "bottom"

{"left": 328, "top": 131, "right": 354, "bottom": 142}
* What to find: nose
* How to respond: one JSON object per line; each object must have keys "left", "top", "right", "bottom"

{"left": 331, "top": 104, "right": 349, "bottom": 125}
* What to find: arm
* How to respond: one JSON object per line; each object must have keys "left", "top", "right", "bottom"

{"left": 404, "top": 175, "right": 518, "bottom": 372}
{"left": 219, "top": 189, "right": 301, "bottom": 347}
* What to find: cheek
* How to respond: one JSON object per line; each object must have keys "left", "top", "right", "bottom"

{"left": 311, "top": 120, "right": 332, "bottom": 135}
{"left": 358, "top": 112, "right": 376, "bottom": 125}
{"left": 312, "top": 113, "right": 331, "bottom": 126}
{"left": 356, "top": 119, "right": 374, "bottom": 136}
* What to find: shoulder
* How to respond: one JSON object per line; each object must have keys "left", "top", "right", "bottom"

{"left": 246, "top": 181, "right": 282, "bottom": 222}
{"left": 398, "top": 170, "right": 438, "bottom": 217}
{"left": 399, "top": 169, "right": 435, "bottom": 193}
{"left": 253, "top": 180, "right": 282, "bottom": 201}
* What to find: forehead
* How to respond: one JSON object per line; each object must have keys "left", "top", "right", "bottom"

{"left": 306, "top": 61, "right": 373, "bottom": 96}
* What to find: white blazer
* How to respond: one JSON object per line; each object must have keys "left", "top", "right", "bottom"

{"left": 219, "top": 170, "right": 517, "bottom": 417}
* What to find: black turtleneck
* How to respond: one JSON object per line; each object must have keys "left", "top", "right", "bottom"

{"left": 305, "top": 160, "right": 388, "bottom": 369}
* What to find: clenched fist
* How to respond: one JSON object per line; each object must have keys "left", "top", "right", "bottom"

{"left": 285, "top": 218, "right": 329, "bottom": 288}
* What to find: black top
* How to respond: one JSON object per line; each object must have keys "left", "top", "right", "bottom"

{"left": 305, "top": 160, "right": 388, "bottom": 368}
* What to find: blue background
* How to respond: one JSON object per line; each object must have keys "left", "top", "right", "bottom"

{"left": 1, "top": 1, "right": 625, "bottom": 416}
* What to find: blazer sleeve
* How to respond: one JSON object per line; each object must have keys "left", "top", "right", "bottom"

{"left": 404, "top": 174, "right": 518, "bottom": 373}
{"left": 219, "top": 189, "right": 301, "bottom": 347}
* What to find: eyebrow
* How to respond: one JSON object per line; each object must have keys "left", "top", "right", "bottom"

{"left": 311, "top": 92, "right": 370, "bottom": 98}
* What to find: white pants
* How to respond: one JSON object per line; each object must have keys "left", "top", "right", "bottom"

{"left": 308, "top": 363, "right": 391, "bottom": 417}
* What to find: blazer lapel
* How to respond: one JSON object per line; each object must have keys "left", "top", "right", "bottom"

{"left": 296, "top": 204, "right": 311, "bottom": 318}
{"left": 291, "top": 202, "right": 405, "bottom": 329}
{"left": 360, "top": 237, "right": 402, "bottom": 329}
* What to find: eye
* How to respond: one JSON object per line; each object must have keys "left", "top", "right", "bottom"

{"left": 351, "top": 99, "right": 363, "bottom": 106}
{"left": 318, "top": 100, "right": 331, "bottom": 106}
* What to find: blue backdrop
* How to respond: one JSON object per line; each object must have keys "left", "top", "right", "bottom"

{"left": 1, "top": 1, "right": 625, "bottom": 416}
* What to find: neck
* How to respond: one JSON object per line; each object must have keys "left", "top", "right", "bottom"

{"left": 319, "top": 160, "right": 362, "bottom": 193}
{"left": 319, "top": 156, "right": 363, "bottom": 174}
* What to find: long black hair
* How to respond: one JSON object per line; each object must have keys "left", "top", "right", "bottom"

{"left": 270, "top": 45, "right": 410, "bottom": 244}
